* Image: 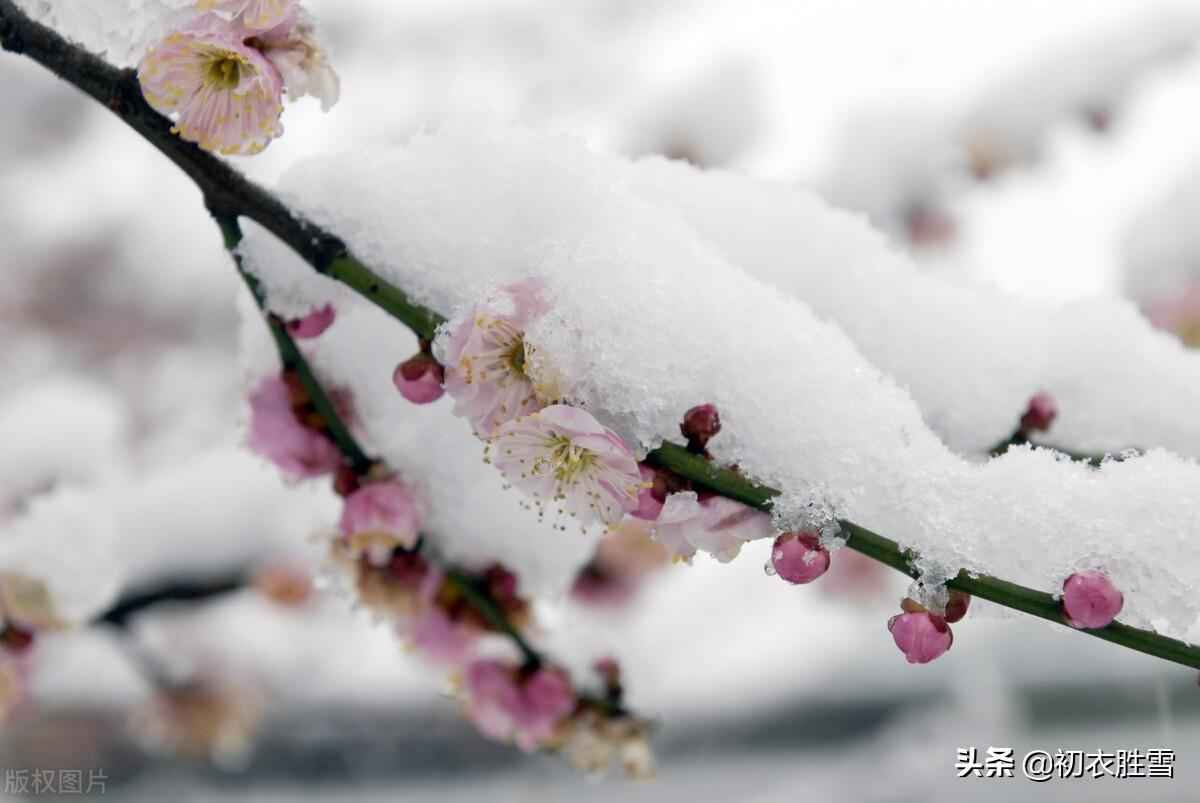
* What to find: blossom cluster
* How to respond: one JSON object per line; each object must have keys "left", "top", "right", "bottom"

{"left": 138, "top": 0, "right": 338, "bottom": 154}
{"left": 244, "top": 304, "right": 652, "bottom": 773}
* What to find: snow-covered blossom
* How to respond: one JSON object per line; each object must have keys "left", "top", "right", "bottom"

{"left": 284, "top": 302, "right": 335, "bottom": 338}
{"left": 441, "top": 278, "right": 555, "bottom": 436}
{"left": 1062, "top": 570, "right": 1124, "bottom": 629}
{"left": 488, "top": 405, "right": 643, "bottom": 529}
{"left": 888, "top": 612, "right": 953, "bottom": 664}
{"left": 463, "top": 660, "right": 576, "bottom": 752}
{"left": 254, "top": 10, "right": 341, "bottom": 112}
{"left": 339, "top": 481, "right": 421, "bottom": 566}
{"left": 246, "top": 374, "right": 342, "bottom": 479}
{"left": 138, "top": 15, "right": 284, "bottom": 155}
{"left": 197, "top": 0, "right": 296, "bottom": 36}
{"left": 651, "top": 491, "right": 774, "bottom": 563}
{"left": 393, "top": 353, "right": 445, "bottom": 405}
{"left": 769, "top": 532, "right": 830, "bottom": 585}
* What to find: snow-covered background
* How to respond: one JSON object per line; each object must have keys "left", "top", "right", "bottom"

{"left": 4, "top": 0, "right": 1200, "bottom": 799}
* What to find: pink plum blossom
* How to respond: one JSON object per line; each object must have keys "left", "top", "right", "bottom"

{"left": 285, "top": 302, "right": 335, "bottom": 338}
{"left": 197, "top": 0, "right": 297, "bottom": 36}
{"left": 393, "top": 353, "right": 445, "bottom": 404}
{"left": 769, "top": 532, "right": 831, "bottom": 585}
{"left": 488, "top": 405, "right": 643, "bottom": 529}
{"left": 254, "top": 10, "right": 341, "bottom": 111}
{"left": 138, "top": 14, "right": 284, "bottom": 155}
{"left": 442, "top": 278, "right": 553, "bottom": 436}
{"left": 464, "top": 660, "right": 576, "bottom": 752}
{"left": 339, "top": 481, "right": 421, "bottom": 565}
{"left": 652, "top": 492, "right": 774, "bottom": 563}
{"left": 1062, "top": 570, "right": 1123, "bottom": 629}
{"left": 247, "top": 375, "right": 342, "bottom": 479}
{"left": 889, "top": 611, "right": 953, "bottom": 664}
{"left": 629, "top": 465, "right": 664, "bottom": 521}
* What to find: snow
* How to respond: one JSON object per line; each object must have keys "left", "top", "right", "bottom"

{"left": 240, "top": 122, "right": 1200, "bottom": 637}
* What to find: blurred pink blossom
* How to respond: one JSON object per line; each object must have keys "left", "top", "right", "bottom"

{"left": 464, "top": 660, "right": 575, "bottom": 751}
{"left": 340, "top": 481, "right": 422, "bottom": 565}
{"left": 246, "top": 375, "right": 342, "bottom": 479}
{"left": 652, "top": 492, "right": 773, "bottom": 563}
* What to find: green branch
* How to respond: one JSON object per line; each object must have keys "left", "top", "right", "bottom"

{"left": 645, "top": 442, "right": 1200, "bottom": 670}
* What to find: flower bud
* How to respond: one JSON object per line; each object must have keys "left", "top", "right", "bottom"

{"left": 0, "top": 627, "right": 34, "bottom": 654}
{"left": 770, "top": 532, "right": 830, "bottom": 585}
{"left": 943, "top": 589, "right": 971, "bottom": 623}
{"left": 393, "top": 353, "right": 445, "bottom": 404}
{"left": 1019, "top": 392, "right": 1057, "bottom": 436}
{"left": 888, "top": 611, "right": 953, "bottom": 664}
{"left": 680, "top": 404, "right": 721, "bottom": 449}
{"left": 285, "top": 303, "right": 336, "bottom": 339}
{"left": 1062, "top": 570, "right": 1123, "bottom": 629}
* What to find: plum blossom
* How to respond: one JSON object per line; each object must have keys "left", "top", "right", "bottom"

{"left": 254, "top": 10, "right": 341, "bottom": 111}
{"left": 441, "top": 278, "right": 555, "bottom": 436}
{"left": 197, "top": 0, "right": 296, "bottom": 36}
{"left": 339, "top": 481, "right": 421, "bottom": 566}
{"left": 285, "top": 302, "right": 335, "bottom": 338}
{"left": 138, "top": 15, "right": 285, "bottom": 155}
{"left": 463, "top": 660, "right": 576, "bottom": 752}
{"left": 488, "top": 405, "right": 643, "bottom": 529}
{"left": 1062, "top": 570, "right": 1124, "bottom": 629}
{"left": 140, "top": 4, "right": 338, "bottom": 154}
{"left": 246, "top": 374, "right": 342, "bottom": 479}
{"left": 651, "top": 491, "right": 774, "bottom": 563}
{"left": 889, "top": 611, "right": 953, "bottom": 664}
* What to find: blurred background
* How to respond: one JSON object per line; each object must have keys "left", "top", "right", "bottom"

{"left": 3, "top": 0, "right": 1200, "bottom": 799}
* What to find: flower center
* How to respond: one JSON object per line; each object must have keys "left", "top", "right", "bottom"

{"left": 533, "top": 435, "right": 594, "bottom": 483}
{"left": 205, "top": 54, "right": 244, "bottom": 90}
{"left": 505, "top": 339, "right": 527, "bottom": 377}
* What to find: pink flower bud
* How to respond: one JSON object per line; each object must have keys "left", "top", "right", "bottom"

{"left": 943, "top": 589, "right": 971, "bottom": 623}
{"left": 630, "top": 465, "right": 665, "bottom": 520}
{"left": 393, "top": 353, "right": 445, "bottom": 404}
{"left": 1020, "top": 392, "right": 1057, "bottom": 435}
{"left": 680, "top": 404, "right": 721, "bottom": 448}
{"left": 339, "top": 481, "right": 421, "bottom": 565}
{"left": 770, "top": 532, "right": 830, "bottom": 585}
{"left": 285, "top": 303, "right": 336, "bottom": 339}
{"left": 1062, "top": 570, "right": 1123, "bottom": 629}
{"left": 889, "top": 612, "right": 953, "bottom": 664}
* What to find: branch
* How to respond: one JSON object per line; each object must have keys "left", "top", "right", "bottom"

{"left": 99, "top": 574, "right": 246, "bottom": 628}
{"left": 0, "top": 0, "right": 442, "bottom": 341}
{"left": 5, "top": 0, "right": 1199, "bottom": 673}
